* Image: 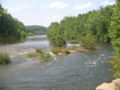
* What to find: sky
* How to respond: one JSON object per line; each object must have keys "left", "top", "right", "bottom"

{"left": 1, "top": 0, "right": 116, "bottom": 26}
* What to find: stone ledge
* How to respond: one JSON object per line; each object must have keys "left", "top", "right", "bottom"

{"left": 96, "top": 79, "right": 120, "bottom": 90}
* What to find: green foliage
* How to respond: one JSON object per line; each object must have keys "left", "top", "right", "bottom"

{"left": 81, "top": 33, "right": 96, "bottom": 49}
{"left": 0, "top": 52, "right": 11, "bottom": 65}
{"left": 23, "top": 48, "right": 44, "bottom": 58}
{"left": 117, "top": 0, "right": 120, "bottom": 3}
{"left": 25, "top": 25, "right": 47, "bottom": 35}
{"left": 51, "top": 48, "right": 61, "bottom": 54}
{"left": 69, "top": 40, "right": 79, "bottom": 44}
{"left": 51, "top": 48, "right": 70, "bottom": 55}
{"left": 23, "top": 49, "right": 52, "bottom": 62}
{"left": 82, "top": 88, "right": 91, "bottom": 90}
{"left": 60, "top": 17, "right": 80, "bottom": 42}
{"left": 23, "top": 52, "right": 41, "bottom": 58}
{"left": 47, "top": 22, "right": 67, "bottom": 47}
{"left": 64, "top": 50, "right": 70, "bottom": 55}
{"left": 26, "top": 32, "right": 33, "bottom": 36}
{"left": 109, "top": 1, "right": 120, "bottom": 56}
{"left": 47, "top": 5, "right": 114, "bottom": 49}
{"left": 77, "top": 6, "right": 113, "bottom": 43}
{"left": 0, "top": 5, "right": 26, "bottom": 42}
{"left": 40, "top": 53, "right": 52, "bottom": 62}
{"left": 36, "top": 48, "right": 43, "bottom": 54}
{"left": 108, "top": 0, "right": 120, "bottom": 79}
{"left": 108, "top": 56, "right": 120, "bottom": 79}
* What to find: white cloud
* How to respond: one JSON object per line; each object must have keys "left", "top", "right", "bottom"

{"left": 74, "top": 2, "right": 92, "bottom": 10}
{"left": 5, "top": 5, "right": 31, "bottom": 13}
{"left": 49, "top": 1, "right": 68, "bottom": 9}
{"left": 101, "top": 1, "right": 115, "bottom": 6}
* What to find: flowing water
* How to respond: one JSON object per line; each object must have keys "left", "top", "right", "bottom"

{"left": 0, "top": 35, "right": 114, "bottom": 90}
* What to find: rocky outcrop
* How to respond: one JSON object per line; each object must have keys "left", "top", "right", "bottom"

{"left": 96, "top": 79, "right": 120, "bottom": 90}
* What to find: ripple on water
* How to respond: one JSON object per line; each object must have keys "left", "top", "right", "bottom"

{"left": 0, "top": 36, "right": 115, "bottom": 90}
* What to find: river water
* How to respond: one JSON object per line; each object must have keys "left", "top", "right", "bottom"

{"left": 0, "top": 35, "right": 114, "bottom": 90}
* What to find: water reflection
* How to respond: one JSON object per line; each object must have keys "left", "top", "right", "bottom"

{"left": 0, "top": 35, "right": 50, "bottom": 57}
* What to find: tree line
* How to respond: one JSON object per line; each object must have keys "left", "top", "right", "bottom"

{"left": 47, "top": 5, "right": 114, "bottom": 47}
{"left": 25, "top": 25, "right": 47, "bottom": 35}
{"left": 0, "top": 4, "right": 26, "bottom": 43}
{"left": 47, "top": 0, "right": 120, "bottom": 50}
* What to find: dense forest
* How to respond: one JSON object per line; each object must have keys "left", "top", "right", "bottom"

{"left": 25, "top": 25, "right": 47, "bottom": 35}
{"left": 47, "top": 0, "right": 120, "bottom": 78}
{"left": 0, "top": 4, "right": 26, "bottom": 42}
{"left": 47, "top": 5, "right": 114, "bottom": 47}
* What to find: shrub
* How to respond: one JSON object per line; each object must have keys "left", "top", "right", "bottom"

{"left": 51, "top": 47, "right": 70, "bottom": 55}
{"left": 23, "top": 48, "right": 44, "bottom": 58}
{"left": 51, "top": 48, "right": 61, "bottom": 54}
{"left": 108, "top": 56, "right": 120, "bottom": 79}
{"left": 81, "top": 33, "right": 96, "bottom": 50}
{"left": 36, "top": 48, "right": 43, "bottom": 54}
{"left": 47, "top": 22, "right": 67, "bottom": 48}
{"left": 64, "top": 50, "right": 70, "bottom": 55}
{"left": 23, "top": 48, "right": 52, "bottom": 62}
{"left": 40, "top": 53, "right": 52, "bottom": 62}
{"left": 0, "top": 52, "right": 11, "bottom": 65}
{"left": 23, "top": 52, "right": 40, "bottom": 58}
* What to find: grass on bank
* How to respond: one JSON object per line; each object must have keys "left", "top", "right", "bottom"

{"left": 50, "top": 46, "right": 92, "bottom": 56}
{"left": 51, "top": 47, "right": 70, "bottom": 55}
{"left": 80, "top": 33, "right": 96, "bottom": 50}
{"left": 108, "top": 56, "right": 120, "bottom": 79}
{"left": 23, "top": 48, "right": 52, "bottom": 62}
{"left": 23, "top": 45, "right": 95, "bottom": 62}
{"left": 0, "top": 52, "right": 11, "bottom": 65}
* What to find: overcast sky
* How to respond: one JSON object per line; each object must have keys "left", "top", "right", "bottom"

{"left": 1, "top": 0, "right": 115, "bottom": 26}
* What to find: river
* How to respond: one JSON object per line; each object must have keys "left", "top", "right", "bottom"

{"left": 0, "top": 35, "right": 114, "bottom": 90}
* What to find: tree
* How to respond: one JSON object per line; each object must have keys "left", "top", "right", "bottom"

{"left": 0, "top": 4, "right": 26, "bottom": 43}
{"left": 109, "top": 1, "right": 120, "bottom": 56}
{"left": 47, "top": 22, "right": 66, "bottom": 47}
{"left": 81, "top": 33, "right": 96, "bottom": 49}
{"left": 47, "top": 4, "right": 114, "bottom": 49}
{"left": 117, "top": 0, "right": 120, "bottom": 2}
{"left": 25, "top": 25, "right": 47, "bottom": 35}
{"left": 93, "top": 6, "right": 113, "bottom": 43}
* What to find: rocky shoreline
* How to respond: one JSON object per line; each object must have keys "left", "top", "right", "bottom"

{"left": 96, "top": 79, "right": 120, "bottom": 90}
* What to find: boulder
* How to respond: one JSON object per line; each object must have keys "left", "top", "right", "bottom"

{"left": 96, "top": 83, "right": 115, "bottom": 90}
{"left": 96, "top": 79, "right": 120, "bottom": 90}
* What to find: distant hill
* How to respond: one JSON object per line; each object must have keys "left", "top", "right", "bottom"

{"left": 25, "top": 25, "right": 47, "bottom": 35}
